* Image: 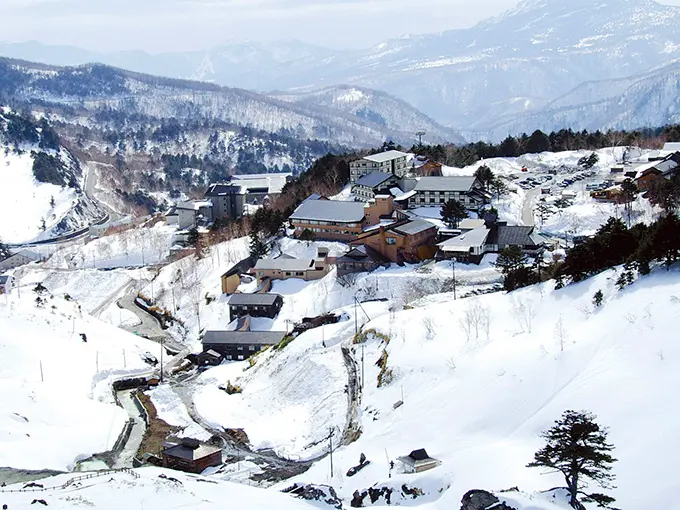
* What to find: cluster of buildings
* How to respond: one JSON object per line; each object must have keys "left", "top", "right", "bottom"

{"left": 593, "top": 146, "right": 680, "bottom": 202}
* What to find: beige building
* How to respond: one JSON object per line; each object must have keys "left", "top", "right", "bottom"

{"left": 350, "top": 150, "right": 410, "bottom": 184}
{"left": 252, "top": 248, "right": 331, "bottom": 284}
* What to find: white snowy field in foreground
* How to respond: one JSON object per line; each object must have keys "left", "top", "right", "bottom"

{"left": 0, "top": 467, "right": 319, "bottom": 510}
{"left": 216, "top": 265, "right": 680, "bottom": 510}
{"left": 0, "top": 291, "right": 162, "bottom": 471}
{"left": 0, "top": 149, "right": 76, "bottom": 244}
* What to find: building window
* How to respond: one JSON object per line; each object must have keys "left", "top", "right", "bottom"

{"left": 386, "top": 238, "right": 397, "bottom": 245}
{"left": 237, "top": 346, "right": 244, "bottom": 351}
{"left": 237, "top": 355, "right": 244, "bottom": 361}
{"left": 249, "top": 346, "right": 256, "bottom": 351}
{"left": 226, "top": 355, "right": 233, "bottom": 360}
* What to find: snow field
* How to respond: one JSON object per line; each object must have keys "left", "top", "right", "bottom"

{"left": 0, "top": 148, "right": 77, "bottom": 244}
{"left": 282, "top": 266, "right": 680, "bottom": 509}
{"left": 0, "top": 291, "right": 162, "bottom": 471}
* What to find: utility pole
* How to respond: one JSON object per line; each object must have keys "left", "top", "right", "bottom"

{"left": 452, "top": 257, "right": 457, "bottom": 300}
{"left": 160, "top": 337, "right": 164, "bottom": 383}
{"left": 328, "top": 427, "right": 335, "bottom": 479}
{"left": 40, "top": 360, "right": 44, "bottom": 382}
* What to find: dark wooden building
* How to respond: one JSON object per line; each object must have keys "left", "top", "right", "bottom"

{"left": 202, "top": 330, "right": 286, "bottom": 361}
{"left": 336, "top": 246, "right": 389, "bottom": 277}
{"left": 161, "top": 438, "right": 223, "bottom": 474}
{"left": 228, "top": 293, "right": 284, "bottom": 321}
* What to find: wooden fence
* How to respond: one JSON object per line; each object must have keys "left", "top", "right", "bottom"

{"left": 0, "top": 468, "right": 139, "bottom": 493}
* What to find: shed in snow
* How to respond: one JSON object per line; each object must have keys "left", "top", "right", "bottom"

{"left": 161, "top": 438, "right": 223, "bottom": 473}
{"left": 397, "top": 448, "right": 441, "bottom": 473}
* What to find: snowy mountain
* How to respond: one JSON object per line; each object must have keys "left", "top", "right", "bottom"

{"left": 0, "top": 58, "right": 463, "bottom": 147}
{"left": 3, "top": 0, "right": 680, "bottom": 136}
{"left": 468, "top": 60, "right": 680, "bottom": 141}
{"left": 0, "top": 108, "right": 103, "bottom": 244}
{"left": 269, "top": 85, "right": 462, "bottom": 143}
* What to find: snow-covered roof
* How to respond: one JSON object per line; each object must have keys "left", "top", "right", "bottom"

{"left": 392, "top": 219, "right": 437, "bottom": 236}
{"left": 202, "top": 330, "right": 286, "bottom": 346}
{"left": 254, "top": 258, "right": 315, "bottom": 272}
{"left": 390, "top": 187, "right": 417, "bottom": 201}
{"left": 663, "top": 142, "right": 680, "bottom": 152}
{"left": 289, "top": 200, "right": 366, "bottom": 223}
{"left": 414, "top": 176, "right": 477, "bottom": 192}
{"left": 228, "top": 293, "right": 282, "bottom": 306}
{"left": 363, "top": 150, "right": 408, "bottom": 163}
{"left": 438, "top": 227, "right": 489, "bottom": 252}
{"left": 458, "top": 218, "right": 486, "bottom": 230}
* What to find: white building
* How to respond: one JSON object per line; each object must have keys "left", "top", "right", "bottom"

{"left": 350, "top": 150, "right": 410, "bottom": 184}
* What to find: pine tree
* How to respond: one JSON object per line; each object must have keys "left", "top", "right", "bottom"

{"left": 249, "top": 230, "right": 269, "bottom": 260}
{"left": 592, "top": 290, "right": 603, "bottom": 307}
{"left": 440, "top": 199, "right": 468, "bottom": 228}
{"left": 187, "top": 227, "right": 200, "bottom": 247}
{"left": 526, "top": 130, "right": 551, "bottom": 154}
{"left": 474, "top": 165, "right": 495, "bottom": 190}
{"left": 528, "top": 410, "right": 617, "bottom": 509}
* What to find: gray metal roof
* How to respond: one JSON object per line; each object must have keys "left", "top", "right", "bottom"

{"left": 0, "top": 276, "right": 10, "bottom": 284}
{"left": 392, "top": 219, "right": 437, "bottom": 236}
{"left": 203, "top": 330, "right": 286, "bottom": 346}
{"left": 496, "top": 225, "right": 536, "bottom": 247}
{"left": 228, "top": 293, "right": 282, "bottom": 306}
{"left": 354, "top": 171, "right": 394, "bottom": 188}
{"left": 205, "top": 183, "right": 241, "bottom": 196}
{"left": 414, "top": 176, "right": 477, "bottom": 193}
{"left": 162, "top": 442, "right": 222, "bottom": 461}
{"left": 363, "top": 150, "right": 408, "bottom": 163}
{"left": 289, "top": 200, "right": 366, "bottom": 223}
{"left": 254, "top": 258, "right": 314, "bottom": 272}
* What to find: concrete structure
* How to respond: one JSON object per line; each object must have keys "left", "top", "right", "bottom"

{"left": 220, "top": 256, "right": 256, "bottom": 294}
{"left": 252, "top": 249, "right": 330, "bottom": 283}
{"left": 397, "top": 449, "right": 441, "bottom": 474}
{"left": 228, "top": 293, "right": 283, "bottom": 321}
{"left": 231, "top": 173, "right": 292, "bottom": 206}
{"left": 202, "top": 330, "right": 286, "bottom": 360}
{"left": 350, "top": 150, "right": 409, "bottom": 184}
{"left": 0, "top": 250, "right": 42, "bottom": 273}
{"left": 408, "top": 176, "right": 490, "bottom": 210}
{"left": 352, "top": 172, "right": 399, "bottom": 202}
{"left": 289, "top": 195, "right": 395, "bottom": 241}
{"left": 161, "top": 438, "right": 222, "bottom": 474}
{"left": 166, "top": 201, "right": 213, "bottom": 230}
{"left": 205, "top": 184, "right": 245, "bottom": 220}
{"left": 0, "top": 275, "right": 13, "bottom": 294}
{"left": 336, "top": 246, "right": 390, "bottom": 277}
{"left": 351, "top": 219, "right": 438, "bottom": 264}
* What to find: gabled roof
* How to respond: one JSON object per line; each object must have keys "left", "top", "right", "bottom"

{"left": 494, "top": 225, "right": 537, "bottom": 247}
{"left": 228, "top": 293, "right": 282, "bottom": 306}
{"left": 414, "top": 176, "right": 477, "bottom": 193}
{"left": 203, "top": 330, "right": 286, "bottom": 346}
{"left": 392, "top": 219, "right": 437, "bottom": 236}
{"left": 409, "top": 449, "right": 431, "bottom": 461}
{"left": 337, "top": 245, "right": 389, "bottom": 264}
{"left": 437, "top": 227, "right": 490, "bottom": 252}
{"left": 222, "top": 256, "right": 256, "bottom": 279}
{"left": 289, "top": 200, "right": 366, "bottom": 223}
{"left": 162, "top": 441, "right": 222, "bottom": 461}
{"left": 354, "top": 171, "right": 395, "bottom": 188}
{"left": 363, "top": 150, "right": 408, "bottom": 163}
{"left": 205, "top": 183, "right": 241, "bottom": 196}
{"left": 254, "top": 258, "right": 314, "bottom": 272}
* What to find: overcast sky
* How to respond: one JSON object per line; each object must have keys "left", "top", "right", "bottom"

{"left": 5, "top": 0, "right": 680, "bottom": 53}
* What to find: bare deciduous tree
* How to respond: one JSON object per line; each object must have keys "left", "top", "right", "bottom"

{"left": 554, "top": 315, "right": 567, "bottom": 352}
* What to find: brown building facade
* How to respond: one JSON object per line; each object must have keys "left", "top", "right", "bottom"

{"left": 161, "top": 439, "right": 223, "bottom": 474}
{"left": 351, "top": 219, "right": 438, "bottom": 264}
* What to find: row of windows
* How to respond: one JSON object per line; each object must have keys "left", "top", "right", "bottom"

{"left": 301, "top": 220, "right": 359, "bottom": 227}
{"left": 231, "top": 305, "right": 269, "bottom": 311}
{"left": 300, "top": 227, "right": 356, "bottom": 235}
{"left": 234, "top": 345, "right": 260, "bottom": 351}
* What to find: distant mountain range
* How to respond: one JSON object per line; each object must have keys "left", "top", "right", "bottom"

{"left": 0, "top": 57, "right": 462, "bottom": 147}
{"left": 2, "top": 0, "right": 680, "bottom": 141}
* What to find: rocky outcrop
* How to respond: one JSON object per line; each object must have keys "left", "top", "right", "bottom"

{"left": 283, "top": 483, "right": 342, "bottom": 509}
{"left": 460, "top": 490, "right": 518, "bottom": 510}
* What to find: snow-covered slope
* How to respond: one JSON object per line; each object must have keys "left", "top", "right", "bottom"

{"left": 0, "top": 466, "right": 322, "bottom": 510}
{"left": 187, "top": 262, "right": 680, "bottom": 509}
{"left": 269, "top": 85, "right": 464, "bottom": 144}
{"left": 0, "top": 286, "right": 161, "bottom": 471}
{"left": 0, "top": 109, "right": 103, "bottom": 244}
